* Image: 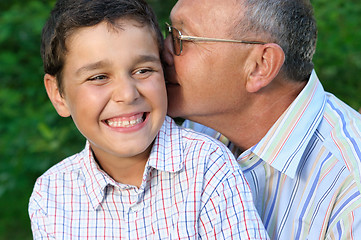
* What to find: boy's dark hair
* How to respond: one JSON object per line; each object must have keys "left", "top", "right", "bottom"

{"left": 41, "top": 0, "right": 163, "bottom": 95}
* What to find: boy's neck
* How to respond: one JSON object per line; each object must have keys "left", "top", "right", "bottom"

{"left": 92, "top": 145, "right": 152, "bottom": 188}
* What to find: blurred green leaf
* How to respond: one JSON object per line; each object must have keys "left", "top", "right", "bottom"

{"left": 0, "top": 0, "right": 360, "bottom": 239}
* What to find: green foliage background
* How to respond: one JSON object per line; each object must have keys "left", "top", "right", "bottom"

{"left": 0, "top": 0, "right": 359, "bottom": 239}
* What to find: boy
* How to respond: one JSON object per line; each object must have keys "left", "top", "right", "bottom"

{"left": 29, "top": 0, "right": 268, "bottom": 239}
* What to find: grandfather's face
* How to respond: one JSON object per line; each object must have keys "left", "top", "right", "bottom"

{"left": 163, "top": 0, "right": 254, "bottom": 123}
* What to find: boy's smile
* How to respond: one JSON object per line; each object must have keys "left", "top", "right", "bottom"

{"left": 45, "top": 19, "right": 167, "bottom": 183}
{"left": 103, "top": 112, "right": 150, "bottom": 134}
{"left": 104, "top": 112, "right": 146, "bottom": 129}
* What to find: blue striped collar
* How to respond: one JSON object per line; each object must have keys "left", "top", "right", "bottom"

{"left": 249, "top": 71, "right": 326, "bottom": 178}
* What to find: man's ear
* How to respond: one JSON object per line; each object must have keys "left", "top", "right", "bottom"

{"left": 246, "top": 43, "right": 285, "bottom": 93}
{"left": 44, "top": 74, "right": 71, "bottom": 117}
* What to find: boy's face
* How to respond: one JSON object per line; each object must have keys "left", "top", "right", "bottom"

{"left": 45, "top": 19, "right": 167, "bottom": 165}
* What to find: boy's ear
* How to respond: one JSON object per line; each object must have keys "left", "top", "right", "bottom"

{"left": 246, "top": 43, "right": 285, "bottom": 93}
{"left": 44, "top": 74, "right": 71, "bottom": 117}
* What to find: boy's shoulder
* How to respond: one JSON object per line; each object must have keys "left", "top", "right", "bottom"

{"left": 182, "top": 126, "right": 239, "bottom": 167}
{"left": 35, "top": 145, "right": 87, "bottom": 184}
{"left": 161, "top": 117, "right": 240, "bottom": 172}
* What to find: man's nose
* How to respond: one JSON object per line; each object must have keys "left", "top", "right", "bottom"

{"left": 162, "top": 35, "right": 175, "bottom": 67}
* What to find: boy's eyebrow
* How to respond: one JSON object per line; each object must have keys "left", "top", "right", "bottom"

{"left": 75, "top": 55, "right": 160, "bottom": 76}
{"left": 134, "top": 54, "right": 161, "bottom": 64}
{"left": 75, "top": 61, "right": 109, "bottom": 76}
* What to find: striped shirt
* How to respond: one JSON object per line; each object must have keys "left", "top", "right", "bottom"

{"left": 29, "top": 116, "right": 269, "bottom": 239}
{"left": 183, "top": 71, "right": 361, "bottom": 239}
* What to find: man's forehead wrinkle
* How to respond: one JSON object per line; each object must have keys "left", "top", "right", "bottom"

{"left": 170, "top": 0, "right": 199, "bottom": 26}
{"left": 172, "top": 0, "right": 240, "bottom": 25}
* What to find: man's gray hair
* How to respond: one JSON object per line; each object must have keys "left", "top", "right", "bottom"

{"left": 236, "top": 0, "right": 317, "bottom": 82}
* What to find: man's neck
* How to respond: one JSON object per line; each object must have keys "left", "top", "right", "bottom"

{"left": 191, "top": 80, "right": 306, "bottom": 152}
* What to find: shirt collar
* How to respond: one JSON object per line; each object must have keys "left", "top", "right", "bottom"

{"left": 147, "top": 116, "right": 184, "bottom": 173}
{"left": 250, "top": 71, "right": 326, "bottom": 178}
{"left": 80, "top": 116, "right": 184, "bottom": 210}
{"left": 80, "top": 142, "right": 117, "bottom": 211}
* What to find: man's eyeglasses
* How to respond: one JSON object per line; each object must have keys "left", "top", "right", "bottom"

{"left": 165, "top": 22, "right": 267, "bottom": 56}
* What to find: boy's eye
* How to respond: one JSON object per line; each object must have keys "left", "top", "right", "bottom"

{"left": 88, "top": 75, "right": 108, "bottom": 81}
{"left": 133, "top": 68, "right": 155, "bottom": 79}
{"left": 134, "top": 68, "right": 153, "bottom": 75}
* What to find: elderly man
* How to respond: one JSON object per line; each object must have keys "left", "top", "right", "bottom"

{"left": 163, "top": 0, "right": 361, "bottom": 239}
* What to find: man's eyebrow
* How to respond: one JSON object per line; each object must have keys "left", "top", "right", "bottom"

{"left": 169, "top": 19, "right": 183, "bottom": 28}
{"left": 75, "top": 61, "right": 109, "bottom": 76}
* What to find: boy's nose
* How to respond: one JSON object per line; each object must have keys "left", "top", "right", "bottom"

{"left": 112, "top": 77, "right": 140, "bottom": 104}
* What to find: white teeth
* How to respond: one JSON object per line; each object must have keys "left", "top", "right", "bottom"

{"left": 107, "top": 116, "right": 143, "bottom": 128}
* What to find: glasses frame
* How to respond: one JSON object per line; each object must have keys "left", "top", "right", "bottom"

{"left": 165, "top": 22, "right": 267, "bottom": 56}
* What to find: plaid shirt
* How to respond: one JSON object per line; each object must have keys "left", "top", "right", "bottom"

{"left": 29, "top": 116, "right": 269, "bottom": 239}
{"left": 184, "top": 71, "right": 361, "bottom": 239}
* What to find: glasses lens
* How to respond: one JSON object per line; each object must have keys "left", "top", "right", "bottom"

{"left": 171, "top": 27, "right": 181, "bottom": 55}
{"left": 165, "top": 23, "right": 182, "bottom": 56}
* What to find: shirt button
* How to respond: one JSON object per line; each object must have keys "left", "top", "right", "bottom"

{"left": 130, "top": 204, "right": 142, "bottom": 212}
